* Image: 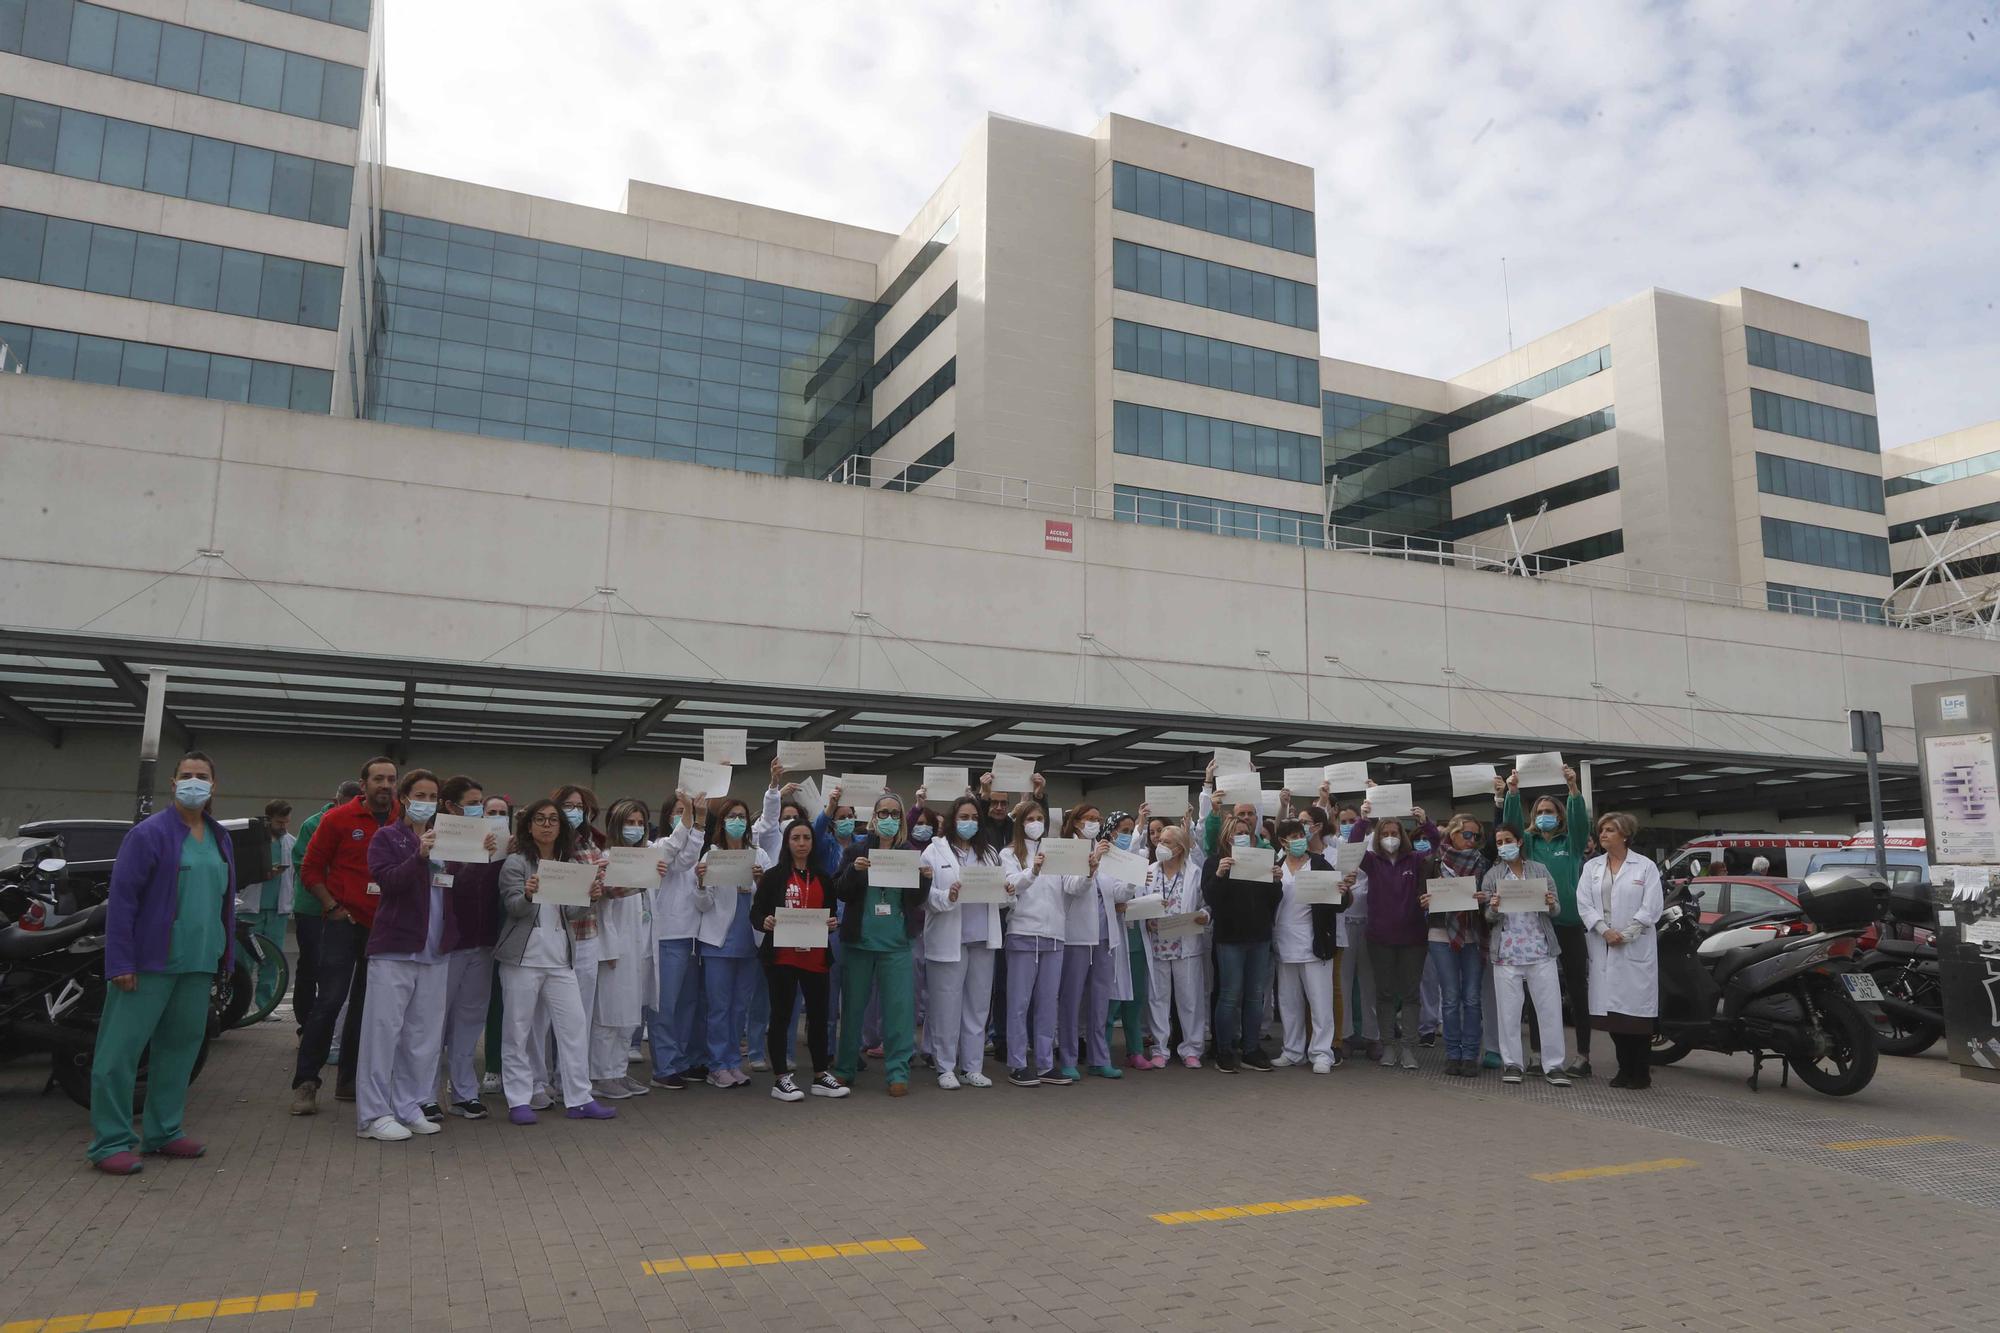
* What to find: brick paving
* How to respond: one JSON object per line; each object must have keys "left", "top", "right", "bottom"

{"left": 3, "top": 1016, "right": 1996, "bottom": 1332}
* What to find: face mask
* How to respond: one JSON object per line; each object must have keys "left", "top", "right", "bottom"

{"left": 1154, "top": 843, "right": 1175, "bottom": 863}
{"left": 911, "top": 825, "right": 934, "bottom": 843}
{"left": 670, "top": 815, "right": 685, "bottom": 833}
{"left": 1114, "top": 832, "right": 1133, "bottom": 851}
{"left": 1535, "top": 814, "right": 1558, "bottom": 833}
{"left": 563, "top": 808, "right": 584, "bottom": 829}
{"left": 1287, "top": 838, "right": 1309, "bottom": 858}
{"left": 1338, "top": 822, "right": 1355, "bottom": 838}
{"left": 724, "top": 816, "right": 748, "bottom": 839}
{"left": 622, "top": 825, "right": 646, "bottom": 845}
{"left": 1413, "top": 839, "right": 1432, "bottom": 855}
{"left": 956, "top": 819, "right": 980, "bottom": 840}
{"left": 875, "top": 816, "right": 900, "bottom": 838}
{"left": 173, "top": 778, "right": 212, "bottom": 809}
{"left": 1080, "top": 821, "right": 1101, "bottom": 841}
{"left": 1498, "top": 843, "right": 1521, "bottom": 862}
{"left": 835, "top": 818, "right": 856, "bottom": 838}
{"left": 1232, "top": 833, "right": 1251, "bottom": 847}
{"left": 1380, "top": 836, "right": 1402, "bottom": 855}
{"left": 1024, "top": 820, "right": 1046, "bottom": 841}
{"left": 406, "top": 800, "right": 437, "bottom": 824}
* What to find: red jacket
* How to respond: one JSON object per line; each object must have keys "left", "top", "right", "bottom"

{"left": 301, "top": 795, "right": 400, "bottom": 928}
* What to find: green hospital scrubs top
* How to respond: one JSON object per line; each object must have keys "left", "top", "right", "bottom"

{"left": 166, "top": 831, "right": 229, "bottom": 975}
{"left": 858, "top": 883, "right": 908, "bottom": 951}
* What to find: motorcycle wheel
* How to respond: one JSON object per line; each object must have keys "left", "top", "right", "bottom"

{"left": 1786, "top": 980, "right": 1879, "bottom": 1096}
{"left": 1864, "top": 961, "right": 1941, "bottom": 1057}
{"left": 1649, "top": 1034, "right": 1694, "bottom": 1066}
{"left": 50, "top": 1026, "right": 213, "bottom": 1112}
{"left": 215, "top": 961, "right": 252, "bottom": 1033}
{"left": 235, "top": 946, "right": 290, "bottom": 1029}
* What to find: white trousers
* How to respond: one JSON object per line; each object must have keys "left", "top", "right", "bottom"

{"left": 500, "top": 962, "right": 593, "bottom": 1110}
{"left": 1480, "top": 958, "right": 1501, "bottom": 1057}
{"left": 355, "top": 957, "right": 448, "bottom": 1128}
{"left": 440, "top": 947, "right": 492, "bottom": 1104}
{"left": 531, "top": 934, "right": 597, "bottom": 1091}
{"left": 1493, "top": 960, "right": 1567, "bottom": 1073}
{"left": 1276, "top": 958, "right": 1336, "bottom": 1063}
{"left": 1339, "top": 931, "right": 1378, "bottom": 1041}
{"left": 1147, "top": 954, "right": 1207, "bottom": 1061}
{"left": 588, "top": 1006, "right": 630, "bottom": 1082}
{"left": 925, "top": 945, "right": 996, "bottom": 1077}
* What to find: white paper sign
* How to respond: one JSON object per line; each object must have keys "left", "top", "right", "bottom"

{"left": 1964, "top": 919, "right": 2000, "bottom": 946}
{"left": 922, "top": 766, "right": 970, "bottom": 798}
{"left": 867, "top": 848, "right": 923, "bottom": 889}
{"left": 991, "top": 754, "right": 1036, "bottom": 793}
{"left": 703, "top": 848, "right": 757, "bottom": 890}
{"left": 1368, "top": 783, "right": 1414, "bottom": 819}
{"left": 793, "top": 776, "right": 825, "bottom": 822}
{"left": 600, "top": 847, "right": 658, "bottom": 891}
{"left": 1282, "top": 767, "right": 1325, "bottom": 795}
{"left": 703, "top": 728, "right": 748, "bottom": 765}
{"left": 431, "top": 813, "right": 493, "bottom": 863}
{"left": 776, "top": 741, "right": 825, "bottom": 770}
{"left": 773, "top": 906, "right": 832, "bottom": 949}
{"left": 1514, "top": 752, "right": 1566, "bottom": 788}
{"left": 484, "top": 814, "right": 512, "bottom": 859}
{"left": 1334, "top": 842, "right": 1366, "bottom": 873}
{"left": 533, "top": 860, "right": 595, "bottom": 906}
{"left": 678, "top": 758, "right": 732, "bottom": 800}
{"left": 1153, "top": 911, "right": 1204, "bottom": 941}
{"left": 1228, "top": 844, "right": 1276, "bottom": 881}
{"left": 1258, "top": 791, "right": 1282, "bottom": 817}
{"left": 1941, "top": 693, "right": 1970, "bottom": 722}
{"left": 836, "top": 773, "right": 886, "bottom": 812}
{"left": 1145, "top": 785, "right": 1190, "bottom": 818}
{"left": 1292, "top": 870, "right": 1345, "bottom": 905}
{"left": 1122, "top": 893, "right": 1167, "bottom": 921}
{"left": 956, "top": 865, "right": 1010, "bottom": 903}
{"left": 1216, "top": 772, "right": 1262, "bottom": 808}
{"left": 1496, "top": 875, "right": 1547, "bottom": 911}
{"left": 1097, "top": 846, "right": 1151, "bottom": 887}
{"left": 1039, "top": 838, "right": 1090, "bottom": 876}
{"left": 1427, "top": 876, "right": 1480, "bottom": 913}
{"left": 1451, "top": 763, "right": 1498, "bottom": 798}
{"left": 1322, "top": 761, "right": 1370, "bottom": 793}
{"left": 1212, "top": 747, "right": 1254, "bottom": 775}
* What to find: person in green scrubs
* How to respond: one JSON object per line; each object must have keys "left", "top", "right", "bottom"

{"left": 89, "top": 752, "right": 237, "bottom": 1175}
{"left": 831, "top": 795, "right": 927, "bottom": 1096}
{"left": 288, "top": 780, "right": 359, "bottom": 1035}
{"left": 241, "top": 799, "right": 293, "bottom": 1019}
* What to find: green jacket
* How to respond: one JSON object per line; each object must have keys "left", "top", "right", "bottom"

{"left": 1501, "top": 790, "right": 1589, "bottom": 926}
{"left": 289, "top": 802, "right": 337, "bottom": 916}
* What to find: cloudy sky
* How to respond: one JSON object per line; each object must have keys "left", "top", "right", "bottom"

{"left": 384, "top": 1, "right": 1997, "bottom": 448}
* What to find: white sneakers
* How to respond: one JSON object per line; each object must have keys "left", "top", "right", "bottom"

{"left": 1378, "top": 1045, "right": 1399, "bottom": 1069}
{"left": 358, "top": 1116, "right": 411, "bottom": 1142}
{"left": 771, "top": 1074, "right": 805, "bottom": 1102}
{"left": 618, "top": 1075, "right": 651, "bottom": 1096}
{"left": 1311, "top": 1056, "right": 1334, "bottom": 1075}
{"left": 937, "top": 1070, "right": 961, "bottom": 1091}
{"left": 961, "top": 1070, "right": 993, "bottom": 1088}
{"left": 1399, "top": 1046, "right": 1419, "bottom": 1071}
{"left": 529, "top": 1087, "right": 553, "bottom": 1111}
{"left": 1271, "top": 1053, "right": 1301, "bottom": 1068}
{"left": 480, "top": 1072, "right": 501, "bottom": 1093}
{"left": 405, "top": 1115, "right": 441, "bottom": 1135}
{"left": 809, "top": 1072, "right": 850, "bottom": 1098}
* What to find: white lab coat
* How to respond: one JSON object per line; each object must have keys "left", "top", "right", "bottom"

{"left": 1140, "top": 858, "right": 1206, "bottom": 962}
{"left": 1062, "top": 867, "right": 1137, "bottom": 1000}
{"left": 592, "top": 880, "right": 654, "bottom": 1028}
{"left": 1576, "top": 851, "right": 1664, "bottom": 1018}
{"left": 650, "top": 824, "right": 707, "bottom": 942}
{"left": 694, "top": 844, "right": 775, "bottom": 949}
{"left": 1000, "top": 842, "right": 1068, "bottom": 939}
{"left": 923, "top": 840, "right": 1002, "bottom": 960}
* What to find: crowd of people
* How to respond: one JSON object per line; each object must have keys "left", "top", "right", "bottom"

{"left": 85, "top": 750, "right": 1668, "bottom": 1173}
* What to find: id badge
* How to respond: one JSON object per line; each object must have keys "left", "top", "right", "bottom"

{"left": 366, "top": 881, "right": 382, "bottom": 896}
{"left": 873, "top": 902, "right": 892, "bottom": 917}
{"left": 432, "top": 871, "right": 454, "bottom": 889}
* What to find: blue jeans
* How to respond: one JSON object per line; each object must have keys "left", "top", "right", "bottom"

{"left": 1428, "top": 941, "right": 1483, "bottom": 1061}
{"left": 1213, "top": 941, "right": 1274, "bottom": 1057}
{"left": 700, "top": 952, "right": 759, "bottom": 1072}
{"left": 649, "top": 940, "right": 702, "bottom": 1078}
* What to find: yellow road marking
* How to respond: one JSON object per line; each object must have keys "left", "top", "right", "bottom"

{"left": 642, "top": 1237, "right": 924, "bottom": 1277}
{"left": 1824, "top": 1134, "right": 1960, "bottom": 1152}
{"left": 1151, "top": 1194, "right": 1368, "bottom": 1225}
{"left": 1, "top": 1291, "right": 315, "bottom": 1333}
{"left": 1532, "top": 1157, "right": 1696, "bottom": 1183}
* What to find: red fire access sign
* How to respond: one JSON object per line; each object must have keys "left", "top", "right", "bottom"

{"left": 1045, "top": 520, "right": 1074, "bottom": 552}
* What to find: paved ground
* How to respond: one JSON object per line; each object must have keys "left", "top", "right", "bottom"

{"left": 3, "top": 1011, "right": 1997, "bottom": 1332}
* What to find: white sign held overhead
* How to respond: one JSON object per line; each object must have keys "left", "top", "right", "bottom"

{"left": 922, "top": 766, "right": 971, "bottom": 799}
{"left": 677, "top": 758, "right": 732, "bottom": 800}
{"left": 793, "top": 776, "right": 825, "bottom": 822}
{"left": 1450, "top": 763, "right": 1498, "bottom": 798}
{"left": 702, "top": 728, "right": 748, "bottom": 765}
{"left": 1513, "top": 752, "right": 1566, "bottom": 788}
{"left": 991, "top": 754, "right": 1036, "bottom": 793}
{"left": 836, "top": 773, "right": 887, "bottom": 811}
{"left": 1322, "top": 761, "right": 1369, "bottom": 793}
{"left": 775, "top": 741, "right": 825, "bottom": 771}
{"left": 1144, "top": 786, "right": 1190, "bottom": 818}
{"left": 1215, "top": 772, "right": 1262, "bottom": 808}
{"left": 1281, "top": 767, "right": 1324, "bottom": 795}
{"left": 1212, "top": 747, "right": 1254, "bottom": 775}
{"left": 1367, "top": 783, "right": 1414, "bottom": 819}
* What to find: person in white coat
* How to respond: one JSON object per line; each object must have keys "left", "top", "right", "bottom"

{"left": 1272, "top": 820, "right": 1349, "bottom": 1074}
{"left": 1055, "top": 803, "right": 1134, "bottom": 1082}
{"left": 923, "top": 796, "right": 1004, "bottom": 1089}
{"left": 587, "top": 798, "right": 662, "bottom": 1102}
{"left": 1140, "top": 822, "right": 1212, "bottom": 1068}
{"left": 1575, "top": 811, "right": 1664, "bottom": 1090}
{"left": 999, "top": 799, "right": 1078, "bottom": 1088}
{"left": 645, "top": 793, "right": 708, "bottom": 1089}
{"left": 693, "top": 788, "right": 780, "bottom": 1088}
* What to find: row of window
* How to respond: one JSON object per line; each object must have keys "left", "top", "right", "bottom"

{"left": 1761, "top": 515, "right": 1891, "bottom": 576}
{"left": 1531, "top": 530, "right": 1625, "bottom": 568}
{"left": 1892, "top": 551, "right": 2000, "bottom": 587}
{"left": 1112, "top": 319, "right": 1319, "bottom": 406}
{"left": 882, "top": 435, "right": 956, "bottom": 493}
{"left": 242, "top": 0, "right": 371, "bottom": 31}
{"left": 1453, "top": 407, "right": 1616, "bottom": 484}
{"left": 1112, "top": 238, "right": 1318, "bottom": 332}
{"left": 1764, "top": 580, "right": 1888, "bottom": 625}
{"left": 0, "top": 207, "right": 342, "bottom": 328}
{"left": 1112, "top": 400, "right": 1322, "bottom": 485}
{"left": 0, "top": 93, "right": 354, "bottom": 227}
{"left": 1746, "top": 326, "right": 1873, "bottom": 394}
{"left": 1750, "top": 387, "right": 1880, "bottom": 454}
{"left": 805, "top": 284, "right": 957, "bottom": 454}
{"left": 1440, "top": 468, "right": 1621, "bottom": 542}
{"left": 1112, "top": 484, "right": 1326, "bottom": 547}
{"left": 1455, "top": 346, "right": 1613, "bottom": 428}
{"left": 803, "top": 210, "right": 956, "bottom": 403}
{"left": 0, "top": 0, "right": 365, "bottom": 128}
{"left": 1888, "top": 500, "right": 2000, "bottom": 546}
{"left": 1754, "top": 451, "right": 1886, "bottom": 515}
{"left": 1885, "top": 448, "right": 2000, "bottom": 495}
{"left": 1110, "top": 161, "right": 1316, "bottom": 257}
{"left": 844, "top": 358, "right": 955, "bottom": 464}
{"left": 0, "top": 319, "right": 332, "bottom": 411}
{"left": 1320, "top": 392, "right": 1452, "bottom": 534}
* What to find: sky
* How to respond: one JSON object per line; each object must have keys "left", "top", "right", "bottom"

{"left": 383, "top": 1, "right": 1999, "bottom": 448}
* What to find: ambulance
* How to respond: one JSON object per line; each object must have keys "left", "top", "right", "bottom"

{"left": 1661, "top": 832, "right": 1852, "bottom": 880}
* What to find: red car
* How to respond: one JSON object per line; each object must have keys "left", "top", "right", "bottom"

{"left": 1682, "top": 876, "right": 1807, "bottom": 931}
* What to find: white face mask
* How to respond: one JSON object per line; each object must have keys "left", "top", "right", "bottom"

{"left": 1080, "top": 820, "right": 1101, "bottom": 841}
{"left": 1024, "top": 820, "right": 1046, "bottom": 841}
{"left": 1379, "top": 836, "right": 1402, "bottom": 855}
{"left": 1154, "top": 843, "right": 1176, "bottom": 863}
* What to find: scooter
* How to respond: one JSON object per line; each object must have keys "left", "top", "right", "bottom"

{"left": 1856, "top": 931, "right": 1944, "bottom": 1057}
{"left": 215, "top": 902, "right": 291, "bottom": 1032}
{"left": 1650, "top": 870, "right": 1885, "bottom": 1096}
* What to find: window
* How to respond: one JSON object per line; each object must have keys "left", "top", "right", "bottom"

{"left": 1451, "top": 407, "right": 1617, "bottom": 484}
{"left": 1453, "top": 347, "right": 1613, "bottom": 427}
{"left": 1112, "top": 484, "right": 1326, "bottom": 547}
{"left": 1729, "top": 882, "right": 1796, "bottom": 914}
{"left": 242, "top": 0, "right": 373, "bottom": 33}
{"left": 1112, "top": 319, "right": 1318, "bottom": 405}
{"left": 1746, "top": 326, "right": 1873, "bottom": 394}
{"left": 1754, "top": 453, "right": 1885, "bottom": 514}
{"left": 1765, "top": 581, "right": 1887, "bottom": 624}
{"left": 1760, "top": 516, "right": 1891, "bottom": 576}
{"left": 0, "top": 206, "right": 342, "bottom": 328}
{"left": 1111, "top": 161, "right": 1315, "bottom": 256}
{"left": 1440, "top": 468, "right": 1621, "bottom": 541}
{"left": 1750, "top": 388, "right": 1880, "bottom": 454}
{"left": 1886, "top": 448, "right": 2000, "bottom": 495}
{"left": 1113, "top": 401, "right": 1321, "bottom": 484}
{"left": 877, "top": 435, "right": 955, "bottom": 492}
{"left": 0, "top": 318, "right": 331, "bottom": 411}
{"left": 0, "top": 1, "right": 363, "bottom": 127}
{"left": 1112, "top": 239, "right": 1316, "bottom": 331}
{"left": 1888, "top": 500, "right": 2000, "bottom": 546}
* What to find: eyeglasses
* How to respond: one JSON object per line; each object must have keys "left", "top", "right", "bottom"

{"left": 529, "top": 814, "right": 560, "bottom": 826}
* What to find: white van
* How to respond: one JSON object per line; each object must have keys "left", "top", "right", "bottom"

{"left": 1803, "top": 831, "right": 1930, "bottom": 889}
{"left": 1662, "top": 833, "right": 1851, "bottom": 880}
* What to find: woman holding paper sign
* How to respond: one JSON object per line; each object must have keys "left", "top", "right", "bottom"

{"left": 1348, "top": 799, "right": 1440, "bottom": 1071}
{"left": 1203, "top": 802, "right": 1282, "bottom": 1074}
{"left": 751, "top": 820, "right": 848, "bottom": 1102}
{"left": 1420, "top": 815, "right": 1491, "bottom": 1078}
{"left": 1105, "top": 810, "right": 1153, "bottom": 1071}
{"left": 549, "top": 787, "right": 609, "bottom": 1103}
{"left": 1576, "top": 812, "right": 1664, "bottom": 1090}
{"left": 921, "top": 796, "right": 1004, "bottom": 1089}
{"left": 693, "top": 796, "right": 776, "bottom": 1089}
{"left": 998, "top": 799, "right": 1072, "bottom": 1087}
{"left": 1480, "top": 824, "right": 1569, "bottom": 1085}
{"left": 645, "top": 791, "right": 708, "bottom": 1090}
{"left": 1272, "top": 819, "right": 1348, "bottom": 1074}
{"left": 587, "top": 799, "right": 660, "bottom": 1103}
{"left": 1056, "top": 805, "right": 1133, "bottom": 1082}
{"left": 1138, "top": 822, "right": 1210, "bottom": 1068}
{"left": 1499, "top": 767, "right": 1593, "bottom": 1078}
{"left": 831, "top": 794, "right": 927, "bottom": 1095}
{"left": 436, "top": 776, "right": 503, "bottom": 1119}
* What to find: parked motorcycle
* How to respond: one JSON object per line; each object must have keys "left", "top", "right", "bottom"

{"left": 1650, "top": 869, "right": 1885, "bottom": 1096}
{"left": 215, "top": 905, "right": 290, "bottom": 1031}
{"left": 1858, "top": 933, "right": 1944, "bottom": 1057}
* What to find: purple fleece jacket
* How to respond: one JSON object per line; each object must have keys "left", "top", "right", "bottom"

{"left": 105, "top": 808, "right": 238, "bottom": 978}
{"left": 1347, "top": 816, "right": 1441, "bottom": 947}
{"left": 364, "top": 821, "right": 451, "bottom": 958}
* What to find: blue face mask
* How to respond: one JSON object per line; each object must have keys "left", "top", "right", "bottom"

{"left": 563, "top": 808, "right": 584, "bottom": 829}
{"left": 911, "top": 825, "right": 934, "bottom": 843}
{"left": 724, "top": 816, "right": 748, "bottom": 839}
{"left": 1498, "top": 843, "right": 1521, "bottom": 862}
{"left": 875, "top": 816, "right": 901, "bottom": 839}
{"left": 622, "top": 825, "right": 646, "bottom": 845}
{"left": 1338, "top": 822, "right": 1355, "bottom": 839}
{"left": 956, "top": 819, "right": 980, "bottom": 840}
{"left": 670, "top": 815, "right": 685, "bottom": 833}
{"left": 1232, "top": 833, "right": 1252, "bottom": 847}
{"left": 1413, "top": 839, "right": 1432, "bottom": 855}
{"left": 406, "top": 800, "right": 437, "bottom": 824}
{"left": 1287, "top": 838, "right": 1309, "bottom": 857}
{"left": 1535, "top": 813, "right": 1558, "bottom": 833}
{"left": 1114, "top": 832, "right": 1133, "bottom": 851}
{"left": 173, "top": 778, "right": 212, "bottom": 809}
{"left": 835, "top": 818, "right": 856, "bottom": 838}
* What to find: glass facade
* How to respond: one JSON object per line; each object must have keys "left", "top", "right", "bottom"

{"left": 1441, "top": 468, "right": 1620, "bottom": 542}
{"left": 1886, "top": 449, "right": 2000, "bottom": 495}
{"left": 1452, "top": 407, "right": 1616, "bottom": 483}
{"left": 1112, "top": 239, "right": 1317, "bottom": 331}
{"left": 843, "top": 359, "right": 955, "bottom": 467}
{"left": 1537, "top": 531, "right": 1624, "bottom": 567}
{"left": 0, "top": 318, "right": 332, "bottom": 410}
{"left": 1889, "top": 501, "right": 2000, "bottom": 546}
{"left": 1111, "top": 161, "right": 1315, "bottom": 257}
{"left": 1765, "top": 580, "right": 1887, "bottom": 624}
{"left": 882, "top": 435, "right": 955, "bottom": 492}
{"left": 0, "top": 0, "right": 365, "bottom": 129}
{"left": 1751, "top": 387, "right": 1880, "bottom": 453}
{"left": 1893, "top": 550, "right": 2000, "bottom": 586}
{"left": 1755, "top": 452, "right": 1885, "bottom": 514}
{"left": 1113, "top": 484, "right": 1325, "bottom": 546}
{"left": 1113, "top": 400, "right": 1320, "bottom": 484}
{"left": 242, "top": 0, "right": 372, "bottom": 30}
{"left": 1112, "top": 319, "right": 1318, "bottom": 406}
{"left": 0, "top": 93, "right": 353, "bottom": 227}
{"left": 0, "top": 206, "right": 342, "bottom": 328}
{"left": 1761, "top": 516, "right": 1891, "bottom": 576}
{"left": 1321, "top": 393, "right": 1451, "bottom": 535}
{"left": 364, "top": 212, "right": 872, "bottom": 471}
{"left": 1746, "top": 327, "right": 1873, "bottom": 393}
{"left": 1453, "top": 346, "right": 1612, "bottom": 428}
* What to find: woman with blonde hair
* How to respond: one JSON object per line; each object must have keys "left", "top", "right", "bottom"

{"left": 1576, "top": 811, "right": 1663, "bottom": 1090}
